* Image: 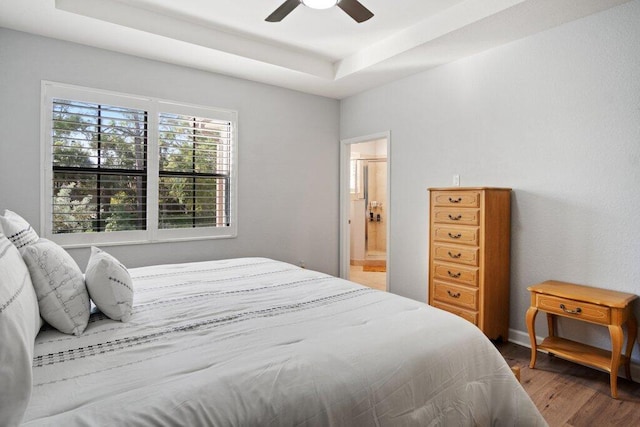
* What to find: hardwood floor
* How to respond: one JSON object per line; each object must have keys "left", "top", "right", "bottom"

{"left": 349, "top": 265, "right": 386, "bottom": 291}
{"left": 496, "top": 341, "right": 640, "bottom": 426}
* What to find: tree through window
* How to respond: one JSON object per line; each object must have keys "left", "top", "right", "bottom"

{"left": 43, "top": 82, "right": 237, "bottom": 246}
{"left": 158, "top": 113, "right": 231, "bottom": 229}
{"left": 52, "top": 100, "right": 147, "bottom": 233}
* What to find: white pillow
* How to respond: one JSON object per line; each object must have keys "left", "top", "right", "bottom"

{"left": 85, "top": 247, "right": 134, "bottom": 322}
{"left": 22, "top": 238, "right": 90, "bottom": 336}
{"left": 0, "top": 210, "right": 39, "bottom": 251}
{"left": 0, "top": 233, "right": 41, "bottom": 426}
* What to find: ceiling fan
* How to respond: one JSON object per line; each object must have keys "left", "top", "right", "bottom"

{"left": 266, "top": 0, "right": 374, "bottom": 23}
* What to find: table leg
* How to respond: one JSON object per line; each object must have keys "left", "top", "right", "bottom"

{"left": 526, "top": 306, "right": 539, "bottom": 368}
{"left": 546, "top": 313, "right": 556, "bottom": 338}
{"left": 624, "top": 314, "right": 637, "bottom": 381}
{"left": 608, "top": 324, "right": 624, "bottom": 399}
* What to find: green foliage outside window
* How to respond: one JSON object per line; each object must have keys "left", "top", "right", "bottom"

{"left": 51, "top": 99, "right": 230, "bottom": 234}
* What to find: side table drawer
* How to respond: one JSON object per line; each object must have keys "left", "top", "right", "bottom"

{"left": 536, "top": 294, "right": 611, "bottom": 325}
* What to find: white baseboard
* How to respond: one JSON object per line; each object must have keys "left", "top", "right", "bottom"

{"left": 508, "top": 328, "right": 534, "bottom": 348}
{"left": 507, "top": 328, "right": 640, "bottom": 383}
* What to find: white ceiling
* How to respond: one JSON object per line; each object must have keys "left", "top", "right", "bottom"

{"left": 0, "top": 0, "right": 631, "bottom": 99}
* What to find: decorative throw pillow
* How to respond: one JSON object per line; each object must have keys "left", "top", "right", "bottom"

{"left": 0, "top": 233, "right": 41, "bottom": 426}
{"left": 85, "top": 247, "right": 134, "bottom": 322}
{"left": 0, "top": 210, "right": 39, "bottom": 251}
{"left": 22, "top": 238, "right": 90, "bottom": 336}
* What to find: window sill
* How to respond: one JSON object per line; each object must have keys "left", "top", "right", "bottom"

{"left": 48, "top": 231, "right": 238, "bottom": 249}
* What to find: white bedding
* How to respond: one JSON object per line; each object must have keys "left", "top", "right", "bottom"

{"left": 23, "top": 257, "right": 546, "bottom": 426}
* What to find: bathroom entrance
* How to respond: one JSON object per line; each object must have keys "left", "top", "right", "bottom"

{"left": 339, "top": 134, "right": 389, "bottom": 291}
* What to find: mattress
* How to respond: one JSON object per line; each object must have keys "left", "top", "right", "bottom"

{"left": 23, "top": 257, "right": 546, "bottom": 426}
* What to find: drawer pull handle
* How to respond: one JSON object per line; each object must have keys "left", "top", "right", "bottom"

{"left": 448, "top": 214, "right": 462, "bottom": 220}
{"left": 448, "top": 232, "right": 462, "bottom": 239}
{"left": 448, "top": 251, "right": 462, "bottom": 259}
{"left": 449, "top": 197, "right": 462, "bottom": 203}
{"left": 447, "top": 271, "right": 461, "bottom": 278}
{"left": 447, "top": 290, "right": 461, "bottom": 298}
{"left": 559, "top": 304, "right": 582, "bottom": 315}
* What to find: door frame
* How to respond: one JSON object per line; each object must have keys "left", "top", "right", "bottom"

{"left": 339, "top": 131, "right": 391, "bottom": 288}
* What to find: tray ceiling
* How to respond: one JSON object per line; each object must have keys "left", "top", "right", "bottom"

{"left": 0, "top": 0, "right": 631, "bottom": 99}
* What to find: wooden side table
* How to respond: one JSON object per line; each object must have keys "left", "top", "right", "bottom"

{"left": 526, "top": 280, "right": 637, "bottom": 398}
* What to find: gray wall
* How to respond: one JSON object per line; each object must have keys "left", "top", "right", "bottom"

{"left": 2, "top": 1, "right": 640, "bottom": 362}
{"left": 0, "top": 28, "right": 340, "bottom": 274}
{"left": 341, "top": 1, "right": 640, "bottom": 358}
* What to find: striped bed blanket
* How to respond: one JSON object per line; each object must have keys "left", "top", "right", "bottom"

{"left": 23, "top": 257, "right": 546, "bottom": 426}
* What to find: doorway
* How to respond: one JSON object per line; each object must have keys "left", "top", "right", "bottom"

{"left": 340, "top": 132, "right": 390, "bottom": 291}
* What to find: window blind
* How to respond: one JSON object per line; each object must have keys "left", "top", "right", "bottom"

{"left": 51, "top": 99, "right": 147, "bottom": 233}
{"left": 43, "top": 82, "right": 238, "bottom": 245}
{"left": 158, "top": 113, "right": 232, "bottom": 229}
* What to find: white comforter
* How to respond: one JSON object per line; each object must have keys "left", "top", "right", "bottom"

{"left": 23, "top": 258, "right": 546, "bottom": 426}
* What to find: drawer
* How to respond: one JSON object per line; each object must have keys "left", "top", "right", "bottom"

{"left": 433, "top": 281, "right": 478, "bottom": 310}
{"left": 432, "top": 191, "right": 480, "bottom": 208}
{"left": 432, "top": 208, "right": 480, "bottom": 226}
{"left": 432, "top": 301, "right": 478, "bottom": 325}
{"left": 433, "top": 243, "right": 479, "bottom": 266}
{"left": 433, "top": 262, "right": 478, "bottom": 287}
{"left": 536, "top": 294, "right": 611, "bottom": 325}
{"left": 432, "top": 225, "right": 479, "bottom": 246}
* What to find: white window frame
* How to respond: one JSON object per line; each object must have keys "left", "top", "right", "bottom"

{"left": 41, "top": 81, "right": 238, "bottom": 248}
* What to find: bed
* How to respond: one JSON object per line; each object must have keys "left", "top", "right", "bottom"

{"left": 11, "top": 257, "right": 546, "bottom": 426}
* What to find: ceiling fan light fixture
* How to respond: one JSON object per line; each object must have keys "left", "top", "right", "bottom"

{"left": 301, "top": 0, "right": 339, "bottom": 10}
{"left": 266, "top": 0, "right": 372, "bottom": 23}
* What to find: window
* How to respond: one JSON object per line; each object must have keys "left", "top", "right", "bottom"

{"left": 158, "top": 112, "right": 231, "bottom": 229}
{"left": 51, "top": 100, "right": 148, "bottom": 234}
{"left": 42, "top": 82, "right": 237, "bottom": 247}
{"left": 350, "top": 158, "right": 364, "bottom": 199}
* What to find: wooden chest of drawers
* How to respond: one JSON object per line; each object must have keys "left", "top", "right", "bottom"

{"left": 428, "top": 187, "right": 511, "bottom": 341}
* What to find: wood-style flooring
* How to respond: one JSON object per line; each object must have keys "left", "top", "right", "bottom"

{"left": 496, "top": 341, "right": 640, "bottom": 427}
{"left": 349, "top": 265, "right": 386, "bottom": 291}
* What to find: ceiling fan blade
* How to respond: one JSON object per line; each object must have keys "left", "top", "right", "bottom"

{"left": 337, "top": 0, "right": 374, "bottom": 23}
{"left": 266, "top": 0, "right": 301, "bottom": 22}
